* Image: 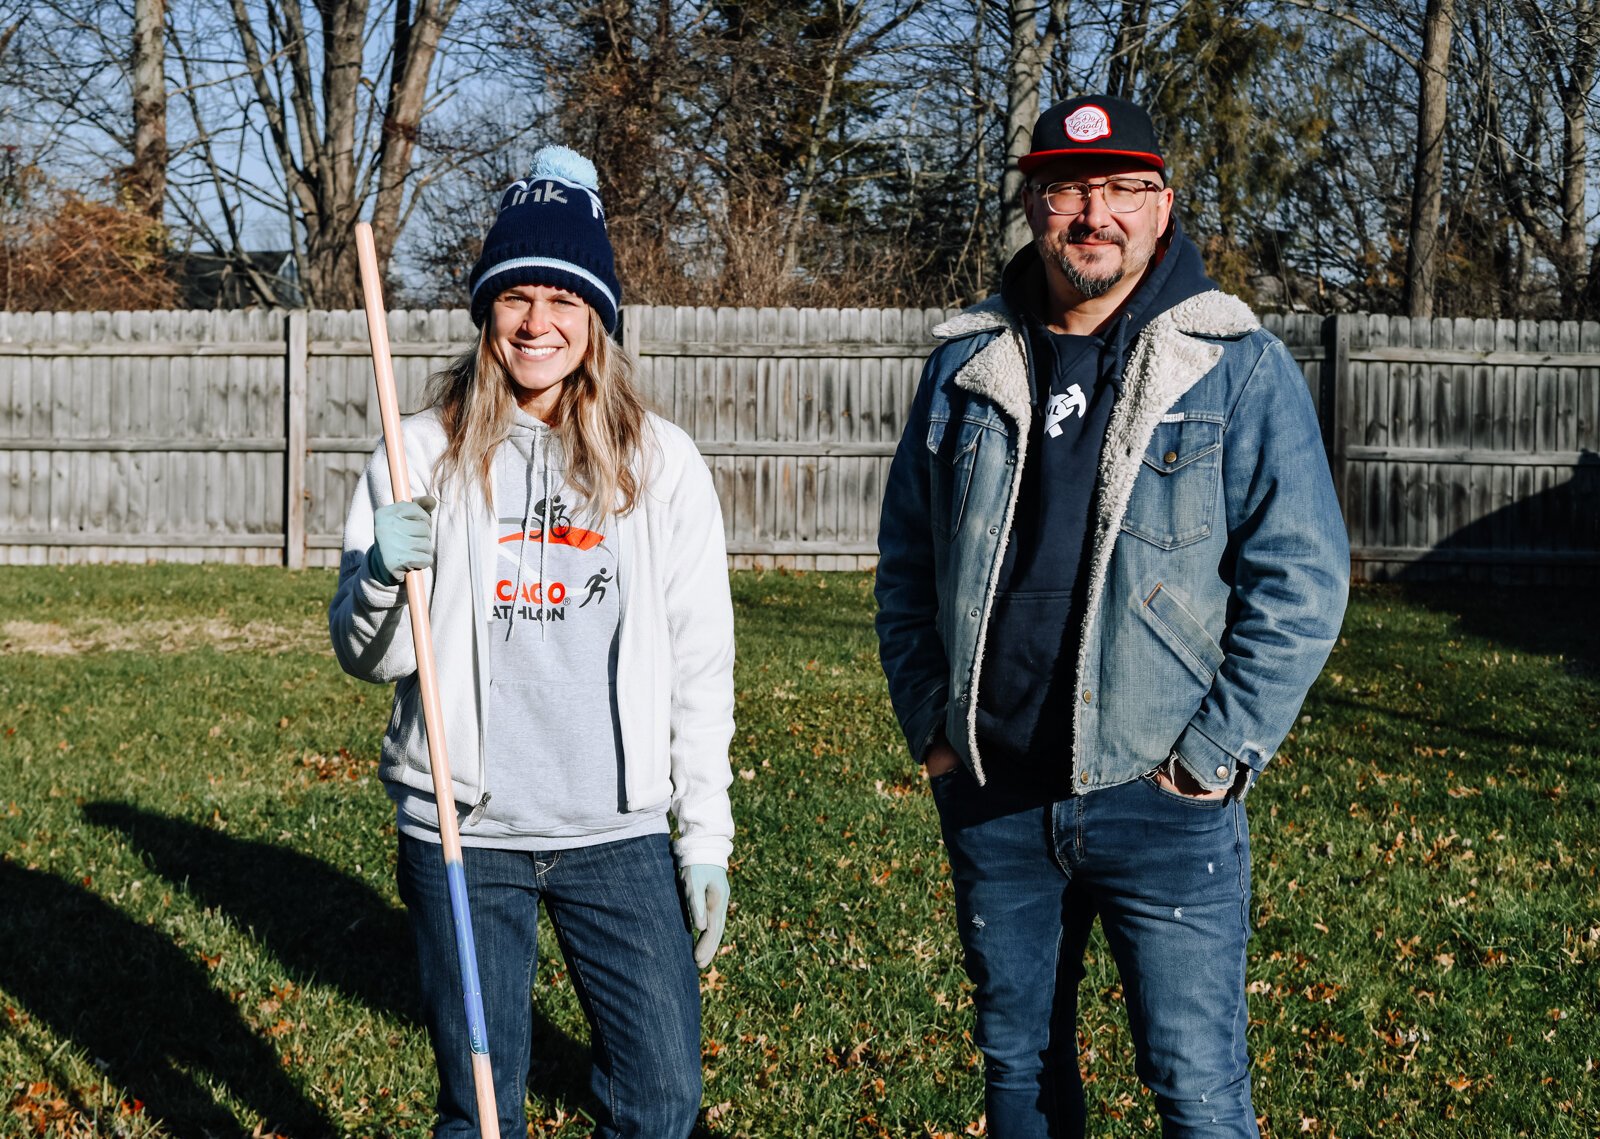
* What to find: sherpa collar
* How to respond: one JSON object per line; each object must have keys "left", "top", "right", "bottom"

{"left": 931, "top": 289, "right": 1260, "bottom": 432}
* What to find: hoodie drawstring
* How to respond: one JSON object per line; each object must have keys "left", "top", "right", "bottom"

{"left": 538, "top": 436, "right": 551, "bottom": 643}
{"left": 502, "top": 417, "right": 557, "bottom": 643}
{"left": 506, "top": 424, "right": 542, "bottom": 642}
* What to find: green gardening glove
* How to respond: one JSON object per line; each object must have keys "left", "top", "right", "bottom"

{"left": 679, "top": 864, "right": 729, "bottom": 969}
{"left": 368, "top": 496, "right": 437, "bottom": 586}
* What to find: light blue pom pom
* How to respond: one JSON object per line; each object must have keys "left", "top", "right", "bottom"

{"left": 528, "top": 145, "right": 598, "bottom": 190}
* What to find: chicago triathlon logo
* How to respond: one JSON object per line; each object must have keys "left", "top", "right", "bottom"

{"left": 491, "top": 494, "right": 611, "bottom": 623}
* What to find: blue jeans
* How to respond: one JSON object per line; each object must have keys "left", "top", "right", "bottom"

{"left": 931, "top": 766, "right": 1258, "bottom": 1138}
{"left": 396, "top": 832, "right": 702, "bottom": 1138}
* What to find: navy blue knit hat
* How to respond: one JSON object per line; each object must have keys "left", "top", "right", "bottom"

{"left": 468, "top": 146, "right": 621, "bottom": 332}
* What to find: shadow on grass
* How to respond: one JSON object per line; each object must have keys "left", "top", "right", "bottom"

{"left": 1314, "top": 689, "right": 1590, "bottom": 757}
{"left": 1395, "top": 582, "right": 1600, "bottom": 685}
{"left": 1384, "top": 450, "right": 1600, "bottom": 680}
{"left": 0, "top": 861, "right": 333, "bottom": 1136}
{"left": 82, "top": 802, "right": 592, "bottom": 1118}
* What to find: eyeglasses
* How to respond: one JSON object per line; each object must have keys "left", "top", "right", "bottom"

{"left": 1033, "top": 178, "right": 1164, "bottom": 216}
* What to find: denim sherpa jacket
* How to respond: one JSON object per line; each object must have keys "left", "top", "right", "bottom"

{"left": 875, "top": 290, "right": 1350, "bottom": 795}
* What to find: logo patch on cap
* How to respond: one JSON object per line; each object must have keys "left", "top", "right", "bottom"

{"left": 1063, "top": 105, "right": 1112, "bottom": 142}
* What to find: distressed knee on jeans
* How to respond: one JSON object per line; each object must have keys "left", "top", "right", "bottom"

{"left": 1149, "top": 1070, "right": 1257, "bottom": 1135}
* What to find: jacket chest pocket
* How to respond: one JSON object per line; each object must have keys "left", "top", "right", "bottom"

{"left": 926, "top": 414, "right": 989, "bottom": 542}
{"left": 1120, "top": 414, "right": 1223, "bottom": 550}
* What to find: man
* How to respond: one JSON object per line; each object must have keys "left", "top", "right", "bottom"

{"left": 874, "top": 94, "right": 1349, "bottom": 1136}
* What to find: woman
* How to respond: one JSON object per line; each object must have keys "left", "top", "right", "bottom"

{"left": 329, "top": 146, "right": 734, "bottom": 1139}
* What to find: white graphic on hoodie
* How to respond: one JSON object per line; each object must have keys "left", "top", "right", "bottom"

{"left": 1044, "top": 384, "right": 1088, "bottom": 438}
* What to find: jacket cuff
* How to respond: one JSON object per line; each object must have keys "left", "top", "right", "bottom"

{"left": 900, "top": 685, "right": 949, "bottom": 766}
{"left": 672, "top": 834, "right": 731, "bottom": 870}
{"left": 354, "top": 556, "right": 407, "bottom": 610}
{"left": 1171, "top": 724, "right": 1245, "bottom": 792}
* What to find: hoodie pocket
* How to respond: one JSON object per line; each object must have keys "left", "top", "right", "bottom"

{"left": 926, "top": 414, "right": 987, "bottom": 542}
{"left": 1120, "top": 415, "right": 1222, "bottom": 550}
{"left": 973, "top": 590, "right": 1074, "bottom": 766}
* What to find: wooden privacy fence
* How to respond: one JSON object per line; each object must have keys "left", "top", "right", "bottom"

{"left": 623, "top": 305, "right": 949, "bottom": 568}
{"left": 0, "top": 306, "right": 951, "bottom": 571}
{"left": 0, "top": 308, "right": 1595, "bottom": 581}
{"left": 1323, "top": 315, "right": 1599, "bottom": 583}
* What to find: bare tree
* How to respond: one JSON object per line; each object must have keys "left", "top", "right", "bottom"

{"left": 0, "top": 0, "right": 140, "bottom": 181}
{"left": 780, "top": 0, "right": 929, "bottom": 274}
{"left": 1404, "top": 0, "right": 1453, "bottom": 318}
{"left": 369, "top": 0, "right": 460, "bottom": 276}
{"left": 165, "top": 0, "right": 467, "bottom": 307}
{"left": 1483, "top": 0, "right": 1600, "bottom": 316}
{"left": 128, "top": 0, "right": 166, "bottom": 222}
{"left": 7, "top": 0, "right": 1588, "bottom": 316}
{"left": 1106, "top": 0, "right": 1152, "bottom": 98}
{"left": 1000, "top": 0, "right": 1067, "bottom": 259}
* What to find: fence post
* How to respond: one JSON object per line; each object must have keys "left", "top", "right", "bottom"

{"left": 619, "top": 304, "right": 641, "bottom": 358}
{"left": 285, "top": 309, "right": 308, "bottom": 569}
{"left": 1320, "top": 313, "right": 1348, "bottom": 511}
{"left": 619, "top": 304, "right": 650, "bottom": 405}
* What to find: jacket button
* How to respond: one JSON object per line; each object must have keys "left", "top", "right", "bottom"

{"left": 1163, "top": 450, "right": 1178, "bottom": 463}
{"left": 988, "top": 526, "right": 998, "bottom": 535}
{"left": 1082, "top": 690, "right": 1092, "bottom": 703}
{"left": 1216, "top": 765, "right": 1229, "bottom": 779}
{"left": 970, "top": 608, "right": 980, "bottom": 618}
{"left": 1079, "top": 772, "right": 1090, "bottom": 783}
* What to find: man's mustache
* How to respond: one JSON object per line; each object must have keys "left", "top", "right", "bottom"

{"left": 1064, "top": 226, "right": 1127, "bottom": 247}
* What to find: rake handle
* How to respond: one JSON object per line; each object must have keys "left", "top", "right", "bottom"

{"left": 355, "top": 222, "right": 500, "bottom": 1139}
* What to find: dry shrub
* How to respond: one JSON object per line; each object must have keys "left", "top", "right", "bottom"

{"left": 614, "top": 196, "right": 961, "bottom": 310}
{"left": 1, "top": 169, "right": 177, "bottom": 312}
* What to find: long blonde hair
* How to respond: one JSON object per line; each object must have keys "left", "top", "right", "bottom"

{"left": 425, "top": 306, "right": 649, "bottom": 518}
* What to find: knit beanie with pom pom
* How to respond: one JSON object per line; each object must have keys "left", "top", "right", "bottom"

{"left": 468, "top": 145, "right": 621, "bottom": 333}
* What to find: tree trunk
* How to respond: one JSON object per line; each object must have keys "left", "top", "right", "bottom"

{"left": 1556, "top": 0, "right": 1595, "bottom": 315}
{"left": 1108, "top": 0, "right": 1151, "bottom": 100}
{"left": 129, "top": 0, "right": 167, "bottom": 222}
{"left": 301, "top": 0, "right": 368, "bottom": 308}
{"left": 1000, "top": 0, "right": 1063, "bottom": 262}
{"left": 1404, "top": 0, "right": 1453, "bottom": 319}
{"left": 781, "top": 39, "right": 844, "bottom": 276}
{"left": 972, "top": 13, "right": 987, "bottom": 297}
{"left": 369, "top": 0, "right": 460, "bottom": 274}
{"left": 224, "top": 0, "right": 456, "bottom": 307}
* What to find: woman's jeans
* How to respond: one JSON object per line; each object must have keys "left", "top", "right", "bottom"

{"left": 397, "top": 832, "right": 702, "bottom": 1139}
{"left": 931, "top": 766, "right": 1259, "bottom": 1139}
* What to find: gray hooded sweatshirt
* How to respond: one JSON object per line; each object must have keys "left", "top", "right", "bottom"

{"left": 393, "top": 410, "right": 669, "bottom": 848}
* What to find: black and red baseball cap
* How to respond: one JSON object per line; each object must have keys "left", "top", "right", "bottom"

{"left": 1018, "top": 94, "right": 1165, "bottom": 177}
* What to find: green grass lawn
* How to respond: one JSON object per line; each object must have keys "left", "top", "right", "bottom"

{"left": 1, "top": 566, "right": 1596, "bottom": 1138}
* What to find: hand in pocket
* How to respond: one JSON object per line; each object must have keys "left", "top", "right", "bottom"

{"left": 1154, "top": 758, "right": 1227, "bottom": 800}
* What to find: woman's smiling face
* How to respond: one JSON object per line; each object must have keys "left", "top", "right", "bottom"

{"left": 490, "top": 284, "right": 592, "bottom": 420}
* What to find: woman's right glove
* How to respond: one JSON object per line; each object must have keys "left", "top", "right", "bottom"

{"left": 679, "top": 864, "right": 729, "bottom": 969}
{"left": 368, "top": 496, "right": 437, "bottom": 586}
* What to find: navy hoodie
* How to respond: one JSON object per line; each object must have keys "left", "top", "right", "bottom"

{"left": 973, "top": 219, "right": 1217, "bottom": 784}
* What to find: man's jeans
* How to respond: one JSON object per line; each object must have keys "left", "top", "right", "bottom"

{"left": 932, "top": 766, "right": 1259, "bottom": 1138}
{"left": 397, "top": 832, "right": 702, "bottom": 1139}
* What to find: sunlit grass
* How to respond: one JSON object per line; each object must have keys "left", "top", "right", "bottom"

{"left": 1, "top": 567, "right": 1595, "bottom": 1137}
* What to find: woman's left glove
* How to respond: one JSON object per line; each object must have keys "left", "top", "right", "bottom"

{"left": 679, "top": 864, "right": 729, "bottom": 969}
